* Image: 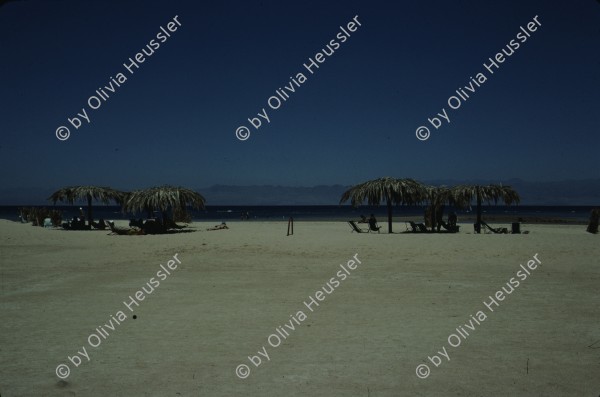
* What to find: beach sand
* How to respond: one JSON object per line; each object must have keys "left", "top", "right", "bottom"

{"left": 1, "top": 219, "right": 598, "bottom": 396}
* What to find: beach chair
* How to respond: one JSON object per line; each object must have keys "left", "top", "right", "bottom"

{"left": 92, "top": 219, "right": 107, "bottom": 230}
{"left": 407, "top": 221, "right": 428, "bottom": 233}
{"left": 43, "top": 218, "right": 52, "bottom": 228}
{"left": 348, "top": 220, "right": 368, "bottom": 233}
{"left": 368, "top": 219, "right": 381, "bottom": 233}
{"left": 107, "top": 221, "right": 143, "bottom": 235}
{"left": 480, "top": 221, "right": 508, "bottom": 234}
{"left": 61, "top": 218, "right": 87, "bottom": 230}
{"left": 439, "top": 221, "right": 460, "bottom": 233}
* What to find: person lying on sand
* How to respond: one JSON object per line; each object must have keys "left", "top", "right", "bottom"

{"left": 207, "top": 222, "right": 229, "bottom": 231}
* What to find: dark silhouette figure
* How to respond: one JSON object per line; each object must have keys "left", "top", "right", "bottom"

{"left": 368, "top": 214, "right": 381, "bottom": 233}
{"left": 448, "top": 212, "right": 457, "bottom": 228}
{"left": 587, "top": 208, "right": 599, "bottom": 234}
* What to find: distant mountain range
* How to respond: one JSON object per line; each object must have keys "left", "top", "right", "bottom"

{"left": 200, "top": 179, "right": 599, "bottom": 205}
{"left": 0, "top": 179, "right": 598, "bottom": 206}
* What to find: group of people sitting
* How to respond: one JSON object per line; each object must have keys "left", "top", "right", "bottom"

{"left": 356, "top": 211, "right": 460, "bottom": 233}
{"left": 62, "top": 217, "right": 108, "bottom": 230}
{"left": 424, "top": 206, "right": 459, "bottom": 232}
{"left": 62, "top": 216, "right": 87, "bottom": 230}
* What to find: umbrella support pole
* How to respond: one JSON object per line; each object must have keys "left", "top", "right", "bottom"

{"left": 287, "top": 217, "right": 294, "bottom": 236}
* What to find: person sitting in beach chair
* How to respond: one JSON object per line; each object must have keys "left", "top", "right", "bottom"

{"left": 480, "top": 221, "right": 508, "bottom": 234}
{"left": 348, "top": 220, "right": 369, "bottom": 233}
{"left": 207, "top": 222, "right": 229, "bottom": 231}
{"left": 368, "top": 214, "right": 381, "bottom": 233}
{"left": 19, "top": 211, "right": 28, "bottom": 223}
{"left": 407, "top": 221, "right": 428, "bottom": 233}
{"left": 107, "top": 221, "right": 144, "bottom": 235}
{"left": 62, "top": 216, "right": 87, "bottom": 230}
{"left": 141, "top": 219, "right": 166, "bottom": 235}
{"left": 437, "top": 212, "right": 459, "bottom": 233}
{"left": 448, "top": 212, "right": 457, "bottom": 228}
{"left": 61, "top": 219, "right": 71, "bottom": 230}
{"left": 438, "top": 221, "right": 460, "bottom": 233}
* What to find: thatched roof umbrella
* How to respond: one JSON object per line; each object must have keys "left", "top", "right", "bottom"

{"left": 123, "top": 186, "right": 206, "bottom": 227}
{"left": 49, "top": 186, "right": 126, "bottom": 229}
{"left": 340, "top": 177, "right": 427, "bottom": 233}
{"left": 451, "top": 184, "right": 520, "bottom": 232}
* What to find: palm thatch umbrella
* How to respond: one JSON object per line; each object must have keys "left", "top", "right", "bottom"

{"left": 451, "top": 184, "right": 520, "bottom": 232}
{"left": 49, "top": 186, "right": 126, "bottom": 229}
{"left": 123, "top": 186, "right": 205, "bottom": 227}
{"left": 340, "top": 177, "right": 427, "bottom": 233}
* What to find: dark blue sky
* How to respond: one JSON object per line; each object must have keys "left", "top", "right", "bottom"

{"left": 0, "top": 0, "right": 598, "bottom": 197}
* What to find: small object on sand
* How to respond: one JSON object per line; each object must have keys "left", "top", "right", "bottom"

{"left": 132, "top": 315, "right": 137, "bottom": 320}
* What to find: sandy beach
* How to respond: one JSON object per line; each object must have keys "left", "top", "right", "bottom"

{"left": 1, "top": 219, "right": 598, "bottom": 396}
{"left": 2, "top": 0, "right": 599, "bottom": 396}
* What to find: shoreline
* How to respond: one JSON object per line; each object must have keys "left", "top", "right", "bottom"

{"left": 3, "top": 216, "right": 590, "bottom": 229}
{"left": 3, "top": 205, "right": 595, "bottom": 226}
